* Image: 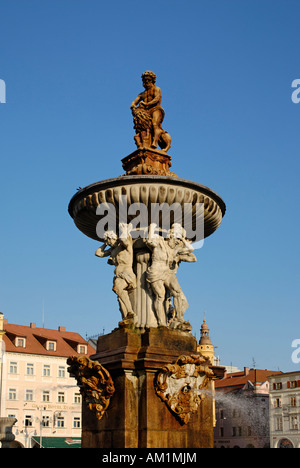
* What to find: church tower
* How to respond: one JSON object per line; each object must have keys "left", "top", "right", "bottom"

{"left": 198, "top": 319, "right": 215, "bottom": 365}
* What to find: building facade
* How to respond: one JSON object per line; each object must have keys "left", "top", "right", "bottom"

{"left": 0, "top": 314, "right": 94, "bottom": 448}
{"left": 214, "top": 367, "right": 282, "bottom": 448}
{"left": 269, "top": 371, "right": 300, "bottom": 448}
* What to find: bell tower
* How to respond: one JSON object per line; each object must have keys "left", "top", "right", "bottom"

{"left": 198, "top": 319, "right": 215, "bottom": 365}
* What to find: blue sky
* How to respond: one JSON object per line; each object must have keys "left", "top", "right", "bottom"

{"left": 0, "top": 0, "right": 299, "bottom": 372}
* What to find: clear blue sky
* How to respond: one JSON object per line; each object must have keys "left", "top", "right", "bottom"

{"left": 1, "top": 0, "right": 299, "bottom": 372}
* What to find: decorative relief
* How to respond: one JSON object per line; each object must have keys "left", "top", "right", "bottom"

{"left": 67, "top": 356, "right": 115, "bottom": 420}
{"left": 122, "top": 149, "right": 177, "bottom": 177}
{"left": 154, "top": 354, "right": 214, "bottom": 425}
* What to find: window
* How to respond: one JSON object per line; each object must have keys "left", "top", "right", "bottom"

{"left": 42, "top": 416, "right": 50, "bottom": 427}
{"left": 42, "top": 391, "right": 50, "bottom": 403}
{"left": 43, "top": 365, "right": 50, "bottom": 377}
{"left": 232, "top": 427, "right": 237, "bottom": 437}
{"left": 9, "top": 362, "right": 17, "bottom": 374}
{"left": 78, "top": 345, "right": 87, "bottom": 354}
{"left": 291, "top": 416, "right": 298, "bottom": 430}
{"left": 24, "top": 415, "right": 33, "bottom": 427}
{"left": 47, "top": 341, "right": 56, "bottom": 351}
{"left": 58, "top": 366, "right": 65, "bottom": 378}
{"left": 8, "top": 388, "right": 17, "bottom": 400}
{"left": 274, "top": 382, "right": 283, "bottom": 390}
{"left": 275, "top": 417, "right": 283, "bottom": 431}
{"left": 291, "top": 397, "right": 297, "bottom": 407}
{"left": 16, "top": 337, "right": 25, "bottom": 348}
{"left": 291, "top": 381, "right": 297, "bottom": 389}
{"left": 26, "top": 363, "right": 34, "bottom": 375}
{"left": 74, "top": 393, "right": 81, "bottom": 404}
{"left": 56, "top": 416, "right": 65, "bottom": 428}
{"left": 274, "top": 398, "right": 281, "bottom": 408}
{"left": 25, "top": 389, "right": 34, "bottom": 402}
{"left": 58, "top": 392, "right": 65, "bottom": 403}
{"left": 73, "top": 417, "right": 81, "bottom": 428}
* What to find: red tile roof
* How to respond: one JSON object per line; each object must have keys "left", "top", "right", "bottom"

{"left": 3, "top": 322, "right": 94, "bottom": 358}
{"left": 215, "top": 368, "right": 282, "bottom": 391}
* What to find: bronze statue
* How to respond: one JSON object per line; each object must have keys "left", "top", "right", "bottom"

{"left": 130, "top": 71, "right": 171, "bottom": 152}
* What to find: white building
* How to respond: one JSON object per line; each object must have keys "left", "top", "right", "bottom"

{"left": 0, "top": 313, "right": 94, "bottom": 448}
{"left": 214, "top": 367, "right": 282, "bottom": 448}
{"left": 269, "top": 371, "right": 300, "bottom": 448}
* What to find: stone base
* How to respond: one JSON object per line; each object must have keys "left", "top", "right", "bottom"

{"left": 121, "top": 148, "right": 177, "bottom": 177}
{"left": 81, "top": 327, "right": 224, "bottom": 448}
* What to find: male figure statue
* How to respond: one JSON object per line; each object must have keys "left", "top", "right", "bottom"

{"left": 95, "top": 223, "right": 136, "bottom": 324}
{"left": 167, "top": 224, "right": 197, "bottom": 327}
{"left": 130, "top": 71, "right": 166, "bottom": 150}
{"left": 145, "top": 223, "right": 196, "bottom": 327}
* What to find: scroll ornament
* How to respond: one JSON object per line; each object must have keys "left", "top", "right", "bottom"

{"left": 67, "top": 356, "right": 115, "bottom": 420}
{"left": 154, "top": 354, "right": 214, "bottom": 425}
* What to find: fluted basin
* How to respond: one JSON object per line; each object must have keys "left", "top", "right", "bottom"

{"left": 68, "top": 175, "right": 226, "bottom": 242}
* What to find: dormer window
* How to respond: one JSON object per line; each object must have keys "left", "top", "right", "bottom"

{"left": 77, "top": 344, "right": 87, "bottom": 354}
{"left": 16, "top": 337, "right": 26, "bottom": 348}
{"left": 47, "top": 340, "right": 56, "bottom": 351}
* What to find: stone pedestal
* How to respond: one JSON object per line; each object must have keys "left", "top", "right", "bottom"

{"left": 121, "top": 148, "right": 177, "bottom": 177}
{"left": 81, "top": 327, "right": 224, "bottom": 448}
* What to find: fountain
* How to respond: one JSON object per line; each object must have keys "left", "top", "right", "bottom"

{"left": 68, "top": 71, "right": 226, "bottom": 448}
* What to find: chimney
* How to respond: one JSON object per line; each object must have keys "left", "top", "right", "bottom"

{"left": 244, "top": 367, "right": 249, "bottom": 376}
{"left": 0, "top": 312, "right": 4, "bottom": 331}
{"left": 30, "top": 323, "right": 36, "bottom": 329}
{"left": 58, "top": 326, "right": 66, "bottom": 332}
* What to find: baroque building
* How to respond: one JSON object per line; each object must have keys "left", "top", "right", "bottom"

{"left": 0, "top": 313, "right": 94, "bottom": 448}
{"left": 214, "top": 367, "right": 282, "bottom": 448}
{"left": 269, "top": 371, "right": 300, "bottom": 448}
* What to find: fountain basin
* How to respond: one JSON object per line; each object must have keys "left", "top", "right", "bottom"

{"left": 68, "top": 175, "right": 226, "bottom": 242}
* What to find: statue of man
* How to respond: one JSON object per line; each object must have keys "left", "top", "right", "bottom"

{"left": 144, "top": 224, "right": 196, "bottom": 327}
{"left": 167, "top": 224, "right": 197, "bottom": 325}
{"left": 95, "top": 223, "right": 136, "bottom": 323}
{"left": 130, "top": 71, "right": 165, "bottom": 150}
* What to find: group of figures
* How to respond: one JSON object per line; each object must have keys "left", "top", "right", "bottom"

{"left": 95, "top": 223, "right": 196, "bottom": 330}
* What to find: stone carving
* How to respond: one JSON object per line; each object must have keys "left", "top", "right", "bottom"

{"left": 67, "top": 355, "right": 115, "bottom": 421}
{"left": 130, "top": 71, "right": 171, "bottom": 152}
{"left": 95, "top": 223, "right": 137, "bottom": 325}
{"left": 94, "top": 221, "right": 196, "bottom": 329}
{"left": 0, "top": 417, "right": 17, "bottom": 448}
{"left": 145, "top": 223, "right": 196, "bottom": 329}
{"left": 122, "top": 148, "right": 177, "bottom": 177}
{"left": 154, "top": 354, "right": 214, "bottom": 425}
{"left": 69, "top": 178, "right": 225, "bottom": 243}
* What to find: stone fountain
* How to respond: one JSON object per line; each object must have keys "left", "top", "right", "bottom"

{"left": 68, "top": 71, "right": 226, "bottom": 448}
